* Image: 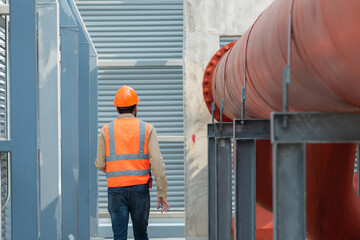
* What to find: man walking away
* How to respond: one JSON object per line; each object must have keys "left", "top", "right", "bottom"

{"left": 95, "top": 85, "right": 170, "bottom": 240}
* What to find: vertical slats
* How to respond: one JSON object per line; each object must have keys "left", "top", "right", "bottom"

{"left": 0, "top": 14, "right": 7, "bottom": 240}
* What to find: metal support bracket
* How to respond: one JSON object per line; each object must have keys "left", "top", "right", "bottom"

{"left": 208, "top": 120, "right": 270, "bottom": 240}
{"left": 282, "top": 66, "right": 290, "bottom": 112}
{"left": 272, "top": 112, "right": 360, "bottom": 143}
{"left": 241, "top": 87, "right": 246, "bottom": 119}
{"left": 220, "top": 98, "right": 225, "bottom": 123}
{"left": 233, "top": 119, "right": 270, "bottom": 240}
{"left": 234, "top": 119, "right": 270, "bottom": 140}
{"left": 271, "top": 112, "right": 360, "bottom": 240}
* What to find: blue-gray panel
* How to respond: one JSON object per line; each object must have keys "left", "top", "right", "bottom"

{"left": 10, "top": 0, "right": 39, "bottom": 238}
{"left": 78, "top": 41, "right": 91, "bottom": 240}
{"left": 66, "top": 0, "right": 98, "bottom": 237}
{"left": 89, "top": 53, "right": 99, "bottom": 237}
{"left": 77, "top": 0, "right": 183, "bottom": 60}
{"left": 60, "top": 0, "right": 80, "bottom": 238}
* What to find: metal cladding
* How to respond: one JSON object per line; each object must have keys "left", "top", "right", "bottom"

{"left": 203, "top": 0, "right": 360, "bottom": 239}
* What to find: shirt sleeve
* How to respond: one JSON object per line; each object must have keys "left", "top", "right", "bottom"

{"left": 95, "top": 128, "right": 107, "bottom": 173}
{"left": 148, "top": 124, "right": 168, "bottom": 198}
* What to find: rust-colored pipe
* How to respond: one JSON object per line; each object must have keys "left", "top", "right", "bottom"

{"left": 203, "top": 0, "right": 360, "bottom": 239}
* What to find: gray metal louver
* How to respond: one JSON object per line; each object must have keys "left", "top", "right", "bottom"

{"left": 220, "top": 36, "right": 240, "bottom": 48}
{"left": 77, "top": 0, "right": 183, "bottom": 61}
{"left": 0, "top": 13, "right": 9, "bottom": 240}
{"left": 98, "top": 66, "right": 184, "bottom": 135}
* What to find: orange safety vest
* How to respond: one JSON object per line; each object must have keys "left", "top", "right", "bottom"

{"left": 104, "top": 118, "right": 150, "bottom": 188}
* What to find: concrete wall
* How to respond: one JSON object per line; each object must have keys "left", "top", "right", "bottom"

{"left": 183, "top": 0, "right": 274, "bottom": 238}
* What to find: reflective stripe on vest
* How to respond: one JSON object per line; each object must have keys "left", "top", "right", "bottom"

{"left": 104, "top": 118, "right": 150, "bottom": 187}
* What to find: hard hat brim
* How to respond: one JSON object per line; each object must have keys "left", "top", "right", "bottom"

{"left": 113, "top": 98, "right": 140, "bottom": 107}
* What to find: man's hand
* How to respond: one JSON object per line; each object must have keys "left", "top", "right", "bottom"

{"left": 157, "top": 197, "right": 170, "bottom": 213}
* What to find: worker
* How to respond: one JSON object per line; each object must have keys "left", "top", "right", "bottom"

{"left": 95, "top": 85, "right": 170, "bottom": 240}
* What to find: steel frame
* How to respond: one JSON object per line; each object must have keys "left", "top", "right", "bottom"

{"left": 208, "top": 119, "right": 270, "bottom": 240}
{"left": 6, "top": 0, "right": 99, "bottom": 239}
{"left": 271, "top": 112, "right": 360, "bottom": 240}
{"left": 208, "top": 123, "right": 232, "bottom": 240}
{"left": 234, "top": 119, "right": 270, "bottom": 240}
{"left": 65, "top": 0, "right": 99, "bottom": 238}
{"left": 208, "top": 112, "right": 360, "bottom": 240}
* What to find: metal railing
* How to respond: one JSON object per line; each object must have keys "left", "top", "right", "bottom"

{"left": 208, "top": 113, "right": 360, "bottom": 240}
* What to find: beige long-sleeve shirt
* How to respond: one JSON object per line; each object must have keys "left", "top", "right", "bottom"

{"left": 95, "top": 113, "right": 167, "bottom": 198}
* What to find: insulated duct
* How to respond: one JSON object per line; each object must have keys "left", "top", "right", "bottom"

{"left": 202, "top": 0, "right": 360, "bottom": 239}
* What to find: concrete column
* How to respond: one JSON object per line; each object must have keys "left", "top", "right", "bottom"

{"left": 183, "top": 1, "right": 273, "bottom": 238}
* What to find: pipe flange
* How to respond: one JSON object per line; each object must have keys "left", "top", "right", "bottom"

{"left": 202, "top": 41, "right": 236, "bottom": 122}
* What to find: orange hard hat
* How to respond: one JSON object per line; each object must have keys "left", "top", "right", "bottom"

{"left": 113, "top": 85, "right": 140, "bottom": 107}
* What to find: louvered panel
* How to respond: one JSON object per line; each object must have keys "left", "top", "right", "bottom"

{"left": 0, "top": 14, "right": 8, "bottom": 240}
{"left": 0, "top": 26, "right": 6, "bottom": 139}
{"left": 77, "top": 0, "right": 183, "bottom": 60}
{"left": 98, "top": 141, "right": 184, "bottom": 212}
{"left": 97, "top": 66, "right": 184, "bottom": 136}
{"left": 220, "top": 36, "right": 240, "bottom": 48}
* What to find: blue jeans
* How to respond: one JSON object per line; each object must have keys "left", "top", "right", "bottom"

{"left": 108, "top": 185, "right": 150, "bottom": 240}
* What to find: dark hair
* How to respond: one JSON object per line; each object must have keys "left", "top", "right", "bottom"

{"left": 117, "top": 104, "right": 136, "bottom": 114}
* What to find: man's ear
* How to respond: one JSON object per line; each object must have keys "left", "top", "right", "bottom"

{"left": 132, "top": 105, "right": 138, "bottom": 116}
